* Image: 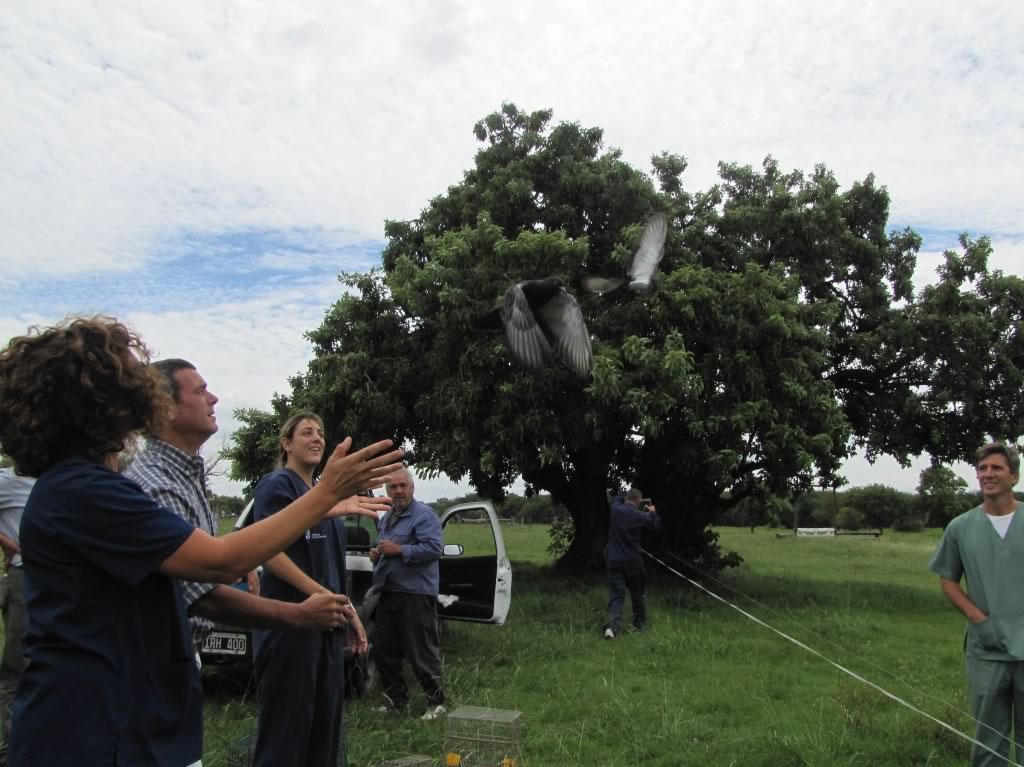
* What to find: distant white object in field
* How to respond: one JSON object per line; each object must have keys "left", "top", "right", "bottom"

{"left": 796, "top": 527, "right": 836, "bottom": 537}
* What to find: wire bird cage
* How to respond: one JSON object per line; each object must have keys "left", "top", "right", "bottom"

{"left": 442, "top": 705, "right": 523, "bottom": 767}
{"left": 375, "top": 757, "right": 433, "bottom": 767}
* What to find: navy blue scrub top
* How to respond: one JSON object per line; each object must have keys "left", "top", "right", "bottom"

{"left": 251, "top": 468, "right": 348, "bottom": 603}
{"left": 10, "top": 459, "right": 202, "bottom": 767}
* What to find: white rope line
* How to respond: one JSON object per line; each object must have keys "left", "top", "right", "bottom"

{"left": 647, "top": 543, "right": 1023, "bottom": 753}
{"left": 642, "top": 547, "right": 1022, "bottom": 766}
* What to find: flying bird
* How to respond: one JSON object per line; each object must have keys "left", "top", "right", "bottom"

{"left": 500, "top": 277, "right": 593, "bottom": 378}
{"left": 583, "top": 212, "right": 669, "bottom": 296}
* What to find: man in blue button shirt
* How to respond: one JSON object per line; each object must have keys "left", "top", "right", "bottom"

{"left": 603, "top": 488, "right": 662, "bottom": 640}
{"left": 369, "top": 467, "right": 446, "bottom": 719}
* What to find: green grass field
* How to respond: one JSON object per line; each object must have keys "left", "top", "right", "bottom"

{"left": 195, "top": 524, "right": 989, "bottom": 766}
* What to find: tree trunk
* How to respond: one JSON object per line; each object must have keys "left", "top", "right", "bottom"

{"left": 551, "top": 472, "right": 610, "bottom": 575}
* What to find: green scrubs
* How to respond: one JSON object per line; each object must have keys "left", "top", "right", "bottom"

{"left": 930, "top": 504, "right": 1024, "bottom": 767}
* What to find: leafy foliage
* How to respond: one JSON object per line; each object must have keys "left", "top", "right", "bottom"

{"left": 835, "top": 506, "right": 866, "bottom": 531}
{"left": 547, "top": 515, "right": 575, "bottom": 560}
{"left": 840, "top": 484, "right": 916, "bottom": 534}
{"left": 225, "top": 104, "right": 1024, "bottom": 572}
{"left": 208, "top": 493, "right": 246, "bottom": 519}
{"left": 915, "top": 465, "right": 970, "bottom": 528}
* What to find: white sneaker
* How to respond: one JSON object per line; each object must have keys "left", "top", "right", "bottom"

{"left": 603, "top": 628, "right": 615, "bottom": 640}
{"left": 421, "top": 704, "right": 448, "bottom": 721}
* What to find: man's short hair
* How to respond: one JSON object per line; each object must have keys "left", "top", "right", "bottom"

{"left": 150, "top": 359, "right": 196, "bottom": 403}
{"left": 976, "top": 442, "right": 1021, "bottom": 475}
{"left": 625, "top": 488, "right": 643, "bottom": 503}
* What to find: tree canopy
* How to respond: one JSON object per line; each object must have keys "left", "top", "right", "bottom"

{"left": 227, "top": 103, "right": 1024, "bottom": 572}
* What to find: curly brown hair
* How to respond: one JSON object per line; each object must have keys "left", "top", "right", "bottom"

{"left": 0, "top": 317, "right": 172, "bottom": 477}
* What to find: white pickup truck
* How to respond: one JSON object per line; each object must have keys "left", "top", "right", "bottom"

{"left": 200, "top": 500, "right": 513, "bottom": 694}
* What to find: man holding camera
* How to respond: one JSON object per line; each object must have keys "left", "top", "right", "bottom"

{"left": 603, "top": 488, "right": 662, "bottom": 639}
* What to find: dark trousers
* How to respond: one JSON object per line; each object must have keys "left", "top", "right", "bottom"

{"left": 373, "top": 591, "right": 444, "bottom": 708}
{"left": 0, "top": 567, "right": 26, "bottom": 767}
{"left": 254, "top": 629, "right": 345, "bottom": 767}
{"left": 605, "top": 561, "right": 647, "bottom": 633}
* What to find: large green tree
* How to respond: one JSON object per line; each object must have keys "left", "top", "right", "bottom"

{"left": 227, "top": 104, "right": 1024, "bottom": 572}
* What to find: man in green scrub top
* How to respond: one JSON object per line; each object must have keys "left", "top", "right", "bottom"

{"left": 930, "top": 442, "right": 1024, "bottom": 767}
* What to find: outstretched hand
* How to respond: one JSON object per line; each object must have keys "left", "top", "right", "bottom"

{"left": 320, "top": 438, "right": 404, "bottom": 502}
{"left": 348, "top": 610, "right": 368, "bottom": 655}
{"left": 326, "top": 494, "right": 392, "bottom": 521}
{"left": 295, "top": 592, "right": 352, "bottom": 631}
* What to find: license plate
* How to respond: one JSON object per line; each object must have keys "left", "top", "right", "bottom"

{"left": 201, "top": 631, "right": 247, "bottom": 656}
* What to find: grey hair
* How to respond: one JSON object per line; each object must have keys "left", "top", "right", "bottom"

{"left": 386, "top": 466, "right": 416, "bottom": 487}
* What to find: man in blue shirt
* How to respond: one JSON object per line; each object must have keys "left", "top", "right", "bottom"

{"left": 603, "top": 488, "right": 662, "bottom": 640}
{"left": 369, "top": 467, "right": 445, "bottom": 719}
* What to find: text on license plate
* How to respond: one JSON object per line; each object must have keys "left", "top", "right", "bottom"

{"left": 202, "top": 631, "right": 247, "bottom": 656}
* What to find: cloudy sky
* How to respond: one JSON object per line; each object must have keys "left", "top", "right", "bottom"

{"left": 3, "top": 1, "right": 1022, "bottom": 499}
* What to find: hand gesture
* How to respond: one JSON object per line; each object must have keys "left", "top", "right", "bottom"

{"left": 319, "top": 438, "right": 404, "bottom": 503}
{"left": 378, "top": 539, "right": 402, "bottom": 558}
{"left": 326, "top": 494, "right": 392, "bottom": 521}
{"left": 245, "top": 569, "right": 261, "bottom": 597}
{"left": 295, "top": 592, "right": 352, "bottom": 631}
{"left": 346, "top": 609, "right": 369, "bottom": 655}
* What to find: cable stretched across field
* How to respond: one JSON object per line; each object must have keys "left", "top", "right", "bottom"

{"left": 642, "top": 545, "right": 1023, "bottom": 766}
{"left": 647, "top": 543, "right": 1016, "bottom": 745}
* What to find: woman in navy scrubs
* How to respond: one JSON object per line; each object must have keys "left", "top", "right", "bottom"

{"left": 252, "top": 412, "right": 372, "bottom": 767}
{"left": 0, "top": 318, "right": 402, "bottom": 767}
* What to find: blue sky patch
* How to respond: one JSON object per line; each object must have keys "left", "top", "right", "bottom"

{"left": 4, "top": 227, "right": 386, "bottom": 318}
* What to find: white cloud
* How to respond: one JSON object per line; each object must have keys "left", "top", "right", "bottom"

{"left": 3, "top": 0, "right": 1022, "bottom": 499}
{"left": 841, "top": 450, "right": 976, "bottom": 495}
{"left": 4, "top": 1, "right": 1022, "bottom": 276}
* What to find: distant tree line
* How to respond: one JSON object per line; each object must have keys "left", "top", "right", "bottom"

{"left": 719, "top": 465, "right": 1023, "bottom": 532}
{"left": 433, "top": 492, "right": 569, "bottom": 524}
{"left": 207, "top": 489, "right": 569, "bottom": 525}
{"left": 208, "top": 493, "right": 247, "bottom": 520}
{"left": 207, "top": 464, "right": 1015, "bottom": 535}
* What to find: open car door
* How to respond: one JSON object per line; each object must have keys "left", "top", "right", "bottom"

{"left": 438, "top": 501, "right": 512, "bottom": 624}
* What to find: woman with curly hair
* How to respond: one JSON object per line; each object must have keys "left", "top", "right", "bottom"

{"left": 0, "top": 317, "right": 403, "bottom": 767}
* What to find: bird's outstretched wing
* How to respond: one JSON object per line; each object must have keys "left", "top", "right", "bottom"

{"left": 582, "top": 275, "right": 625, "bottom": 296}
{"left": 534, "top": 290, "right": 593, "bottom": 378}
{"left": 500, "top": 283, "right": 551, "bottom": 373}
{"left": 627, "top": 212, "right": 669, "bottom": 290}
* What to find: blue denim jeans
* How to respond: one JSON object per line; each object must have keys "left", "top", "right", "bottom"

{"left": 605, "top": 561, "right": 647, "bottom": 633}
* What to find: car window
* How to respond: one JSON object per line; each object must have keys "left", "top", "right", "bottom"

{"left": 441, "top": 507, "right": 497, "bottom": 557}
{"left": 345, "top": 514, "right": 378, "bottom": 551}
